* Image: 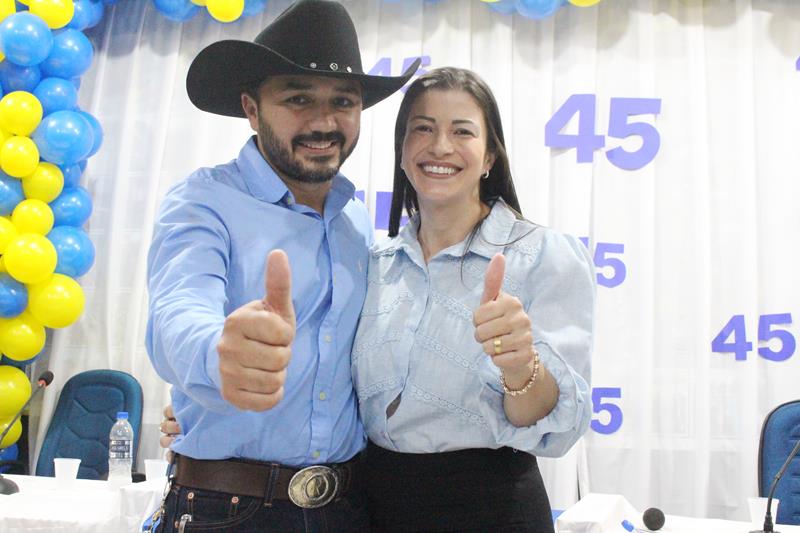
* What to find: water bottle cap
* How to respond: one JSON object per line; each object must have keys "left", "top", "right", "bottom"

{"left": 116, "top": 411, "right": 129, "bottom": 420}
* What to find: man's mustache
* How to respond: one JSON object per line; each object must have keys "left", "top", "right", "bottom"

{"left": 293, "top": 131, "right": 346, "bottom": 148}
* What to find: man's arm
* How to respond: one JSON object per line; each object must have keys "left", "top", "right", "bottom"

{"left": 146, "top": 182, "right": 295, "bottom": 412}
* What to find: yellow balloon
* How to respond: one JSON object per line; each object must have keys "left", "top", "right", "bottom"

{"left": 0, "top": 0, "right": 14, "bottom": 23}
{"left": 0, "top": 365, "right": 31, "bottom": 419}
{"left": 0, "top": 257, "right": 5, "bottom": 273}
{"left": 3, "top": 233, "right": 56, "bottom": 284}
{"left": 206, "top": 0, "right": 244, "bottom": 23}
{"left": 0, "top": 126, "right": 9, "bottom": 144}
{"left": 28, "top": 273, "right": 85, "bottom": 328}
{"left": 1, "top": 136, "right": 39, "bottom": 178}
{"left": 568, "top": 0, "right": 601, "bottom": 5}
{"left": 0, "top": 418, "right": 21, "bottom": 448}
{"left": 0, "top": 216, "right": 18, "bottom": 254}
{"left": 11, "top": 198, "right": 54, "bottom": 235}
{"left": 0, "top": 312, "right": 46, "bottom": 361}
{"left": 22, "top": 162, "right": 64, "bottom": 203}
{"left": 28, "top": 0, "right": 74, "bottom": 29}
{"left": 0, "top": 91, "right": 43, "bottom": 137}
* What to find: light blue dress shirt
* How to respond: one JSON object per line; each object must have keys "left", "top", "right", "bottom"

{"left": 146, "top": 137, "right": 372, "bottom": 466}
{"left": 352, "top": 201, "right": 595, "bottom": 456}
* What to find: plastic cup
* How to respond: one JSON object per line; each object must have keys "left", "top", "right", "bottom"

{"left": 748, "top": 496, "right": 780, "bottom": 524}
{"left": 53, "top": 458, "right": 81, "bottom": 488}
{"left": 144, "top": 458, "right": 169, "bottom": 481}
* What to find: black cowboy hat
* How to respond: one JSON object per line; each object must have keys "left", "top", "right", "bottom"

{"left": 186, "top": 0, "right": 421, "bottom": 118}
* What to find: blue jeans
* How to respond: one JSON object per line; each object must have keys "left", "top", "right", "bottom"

{"left": 156, "top": 483, "right": 370, "bottom": 533}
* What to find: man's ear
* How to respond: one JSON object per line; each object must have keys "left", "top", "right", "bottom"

{"left": 241, "top": 93, "right": 259, "bottom": 131}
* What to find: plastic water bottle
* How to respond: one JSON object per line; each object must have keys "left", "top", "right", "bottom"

{"left": 108, "top": 411, "right": 133, "bottom": 487}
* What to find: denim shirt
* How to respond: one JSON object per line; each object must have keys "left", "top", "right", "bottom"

{"left": 146, "top": 137, "right": 372, "bottom": 465}
{"left": 352, "top": 201, "right": 595, "bottom": 456}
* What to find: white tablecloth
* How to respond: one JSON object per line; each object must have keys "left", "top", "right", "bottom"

{"left": 556, "top": 493, "right": 800, "bottom": 533}
{"left": 0, "top": 475, "right": 165, "bottom": 533}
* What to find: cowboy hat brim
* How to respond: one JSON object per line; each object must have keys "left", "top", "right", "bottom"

{"left": 187, "top": 40, "right": 420, "bottom": 118}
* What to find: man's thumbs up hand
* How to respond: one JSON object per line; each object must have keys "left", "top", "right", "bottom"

{"left": 218, "top": 250, "right": 296, "bottom": 411}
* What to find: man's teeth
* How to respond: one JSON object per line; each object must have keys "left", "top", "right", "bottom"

{"left": 301, "top": 141, "right": 335, "bottom": 149}
{"left": 422, "top": 165, "right": 457, "bottom": 175}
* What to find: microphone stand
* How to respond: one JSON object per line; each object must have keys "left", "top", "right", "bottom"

{"left": 751, "top": 437, "right": 800, "bottom": 533}
{"left": 0, "top": 372, "right": 54, "bottom": 495}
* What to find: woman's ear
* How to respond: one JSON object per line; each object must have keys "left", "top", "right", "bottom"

{"left": 484, "top": 152, "right": 497, "bottom": 174}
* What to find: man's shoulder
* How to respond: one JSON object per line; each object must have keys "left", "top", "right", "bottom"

{"left": 164, "top": 160, "right": 246, "bottom": 203}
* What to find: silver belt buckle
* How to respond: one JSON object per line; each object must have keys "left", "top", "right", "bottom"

{"left": 288, "top": 465, "right": 339, "bottom": 509}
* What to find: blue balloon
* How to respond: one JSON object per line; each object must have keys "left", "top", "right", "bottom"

{"left": 32, "top": 109, "right": 94, "bottom": 165}
{"left": 0, "top": 273, "right": 27, "bottom": 318}
{"left": 49, "top": 185, "right": 93, "bottom": 227}
{"left": 153, "top": 0, "right": 200, "bottom": 22}
{"left": 488, "top": 0, "right": 517, "bottom": 15}
{"left": 68, "top": 0, "right": 106, "bottom": 31}
{"left": 0, "top": 443, "right": 18, "bottom": 473}
{"left": 0, "top": 12, "right": 54, "bottom": 67}
{"left": 242, "top": 0, "right": 267, "bottom": 17}
{"left": 514, "top": 0, "right": 565, "bottom": 19}
{"left": 47, "top": 225, "right": 95, "bottom": 277}
{"left": 60, "top": 162, "right": 84, "bottom": 187}
{"left": 76, "top": 110, "right": 103, "bottom": 157}
{"left": 0, "top": 172, "right": 24, "bottom": 215}
{"left": 40, "top": 29, "right": 94, "bottom": 79}
{"left": 33, "top": 77, "right": 79, "bottom": 116}
{"left": 0, "top": 62, "right": 41, "bottom": 93}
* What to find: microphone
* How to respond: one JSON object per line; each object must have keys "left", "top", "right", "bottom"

{"left": 750, "top": 437, "right": 800, "bottom": 533}
{"left": 0, "top": 371, "right": 55, "bottom": 495}
{"left": 643, "top": 507, "right": 665, "bottom": 530}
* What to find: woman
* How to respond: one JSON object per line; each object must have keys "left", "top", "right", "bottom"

{"left": 352, "top": 67, "right": 594, "bottom": 532}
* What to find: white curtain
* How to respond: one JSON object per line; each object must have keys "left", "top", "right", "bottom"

{"left": 29, "top": 0, "right": 800, "bottom": 522}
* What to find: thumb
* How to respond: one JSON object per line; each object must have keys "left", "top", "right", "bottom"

{"left": 263, "top": 249, "right": 295, "bottom": 324}
{"left": 480, "top": 253, "right": 505, "bottom": 304}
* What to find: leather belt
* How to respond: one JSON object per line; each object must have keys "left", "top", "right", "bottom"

{"left": 173, "top": 453, "right": 360, "bottom": 509}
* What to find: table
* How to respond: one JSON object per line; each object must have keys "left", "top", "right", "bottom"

{"left": 556, "top": 493, "right": 800, "bottom": 533}
{"left": 0, "top": 474, "right": 165, "bottom": 533}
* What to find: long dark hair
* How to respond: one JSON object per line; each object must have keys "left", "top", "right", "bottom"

{"left": 387, "top": 67, "right": 521, "bottom": 237}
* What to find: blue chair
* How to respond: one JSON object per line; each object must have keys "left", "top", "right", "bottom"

{"left": 36, "top": 369, "right": 143, "bottom": 480}
{"left": 758, "top": 399, "right": 800, "bottom": 526}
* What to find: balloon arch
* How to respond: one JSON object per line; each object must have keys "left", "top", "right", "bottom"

{"left": 0, "top": 0, "right": 603, "bottom": 464}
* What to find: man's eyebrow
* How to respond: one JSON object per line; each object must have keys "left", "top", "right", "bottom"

{"left": 276, "top": 80, "right": 361, "bottom": 96}
{"left": 334, "top": 84, "right": 361, "bottom": 96}
{"left": 280, "top": 80, "right": 313, "bottom": 90}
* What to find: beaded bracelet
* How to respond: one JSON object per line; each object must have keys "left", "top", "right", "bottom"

{"left": 500, "top": 346, "right": 540, "bottom": 397}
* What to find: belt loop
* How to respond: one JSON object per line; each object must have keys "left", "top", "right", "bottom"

{"left": 262, "top": 463, "right": 281, "bottom": 507}
{"left": 336, "top": 464, "right": 351, "bottom": 500}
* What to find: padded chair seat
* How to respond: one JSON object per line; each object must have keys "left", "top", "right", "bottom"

{"left": 36, "top": 370, "right": 143, "bottom": 480}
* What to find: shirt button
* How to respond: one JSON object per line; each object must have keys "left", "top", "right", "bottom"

{"left": 319, "top": 392, "right": 327, "bottom": 401}
{"left": 312, "top": 450, "right": 320, "bottom": 459}
{"left": 324, "top": 335, "right": 332, "bottom": 343}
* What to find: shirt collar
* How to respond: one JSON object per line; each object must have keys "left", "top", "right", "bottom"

{"left": 372, "top": 199, "right": 519, "bottom": 261}
{"left": 237, "top": 136, "right": 357, "bottom": 212}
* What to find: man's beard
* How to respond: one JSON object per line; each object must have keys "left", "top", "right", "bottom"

{"left": 257, "top": 116, "right": 358, "bottom": 184}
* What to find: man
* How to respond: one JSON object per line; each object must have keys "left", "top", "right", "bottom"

{"left": 145, "top": 1, "right": 419, "bottom": 530}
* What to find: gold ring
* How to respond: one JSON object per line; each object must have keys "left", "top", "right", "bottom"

{"left": 493, "top": 337, "right": 502, "bottom": 355}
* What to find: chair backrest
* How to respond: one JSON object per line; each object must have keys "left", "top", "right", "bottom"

{"left": 758, "top": 399, "right": 800, "bottom": 525}
{"left": 35, "top": 369, "right": 143, "bottom": 480}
